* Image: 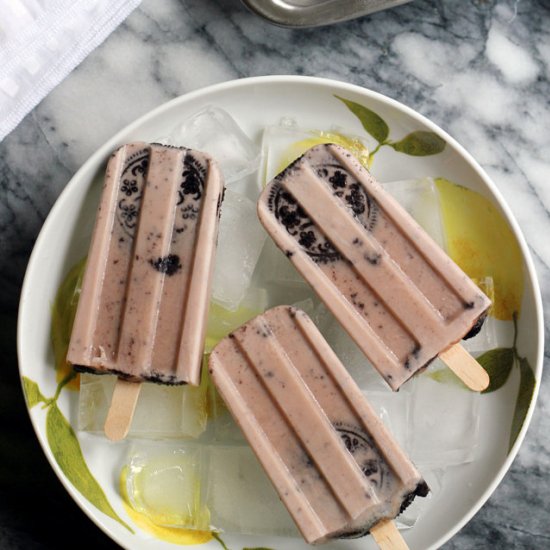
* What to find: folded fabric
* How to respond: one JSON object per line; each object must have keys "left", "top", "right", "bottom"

{"left": 0, "top": 0, "right": 142, "bottom": 141}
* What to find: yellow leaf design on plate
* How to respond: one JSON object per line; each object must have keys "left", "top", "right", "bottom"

{"left": 51, "top": 257, "right": 87, "bottom": 390}
{"left": 435, "top": 178, "right": 524, "bottom": 320}
{"left": 277, "top": 131, "right": 370, "bottom": 174}
{"left": 46, "top": 402, "right": 133, "bottom": 532}
{"left": 119, "top": 467, "right": 212, "bottom": 545}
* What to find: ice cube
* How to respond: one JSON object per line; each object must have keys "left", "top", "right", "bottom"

{"left": 261, "top": 119, "right": 370, "bottom": 183}
{"left": 78, "top": 372, "right": 208, "bottom": 439}
{"left": 125, "top": 442, "right": 210, "bottom": 529}
{"left": 408, "top": 361, "right": 480, "bottom": 467}
{"left": 262, "top": 119, "right": 318, "bottom": 182}
{"left": 251, "top": 236, "right": 320, "bottom": 310}
{"left": 382, "top": 177, "right": 446, "bottom": 249}
{"left": 124, "top": 441, "right": 297, "bottom": 537}
{"left": 363, "top": 391, "right": 411, "bottom": 452}
{"left": 254, "top": 236, "right": 307, "bottom": 289}
{"left": 227, "top": 170, "right": 263, "bottom": 203}
{"left": 290, "top": 297, "right": 315, "bottom": 316}
{"left": 211, "top": 189, "right": 267, "bottom": 311}
{"left": 323, "top": 319, "right": 402, "bottom": 393}
{"left": 165, "top": 105, "right": 260, "bottom": 185}
{"left": 205, "top": 286, "right": 268, "bottom": 353}
{"left": 207, "top": 445, "right": 298, "bottom": 537}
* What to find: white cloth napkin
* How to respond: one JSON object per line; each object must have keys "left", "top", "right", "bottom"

{"left": 0, "top": 0, "right": 141, "bottom": 141}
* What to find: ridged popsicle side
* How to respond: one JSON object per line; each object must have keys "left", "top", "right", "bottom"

{"left": 258, "top": 143, "right": 490, "bottom": 390}
{"left": 208, "top": 306, "right": 428, "bottom": 543}
{"left": 68, "top": 143, "right": 224, "bottom": 385}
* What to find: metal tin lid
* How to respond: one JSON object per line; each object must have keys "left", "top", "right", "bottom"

{"left": 241, "top": 0, "right": 412, "bottom": 28}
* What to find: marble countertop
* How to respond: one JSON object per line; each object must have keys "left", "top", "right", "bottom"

{"left": 1, "top": 0, "right": 549, "bottom": 548}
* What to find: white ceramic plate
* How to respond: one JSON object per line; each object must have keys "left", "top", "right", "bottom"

{"left": 18, "top": 76, "right": 544, "bottom": 550}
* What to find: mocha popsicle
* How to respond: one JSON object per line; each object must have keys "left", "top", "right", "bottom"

{"left": 68, "top": 142, "right": 224, "bottom": 386}
{"left": 258, "top": 143, "right": 491, "bottom": 391}
{"left": 209, "top": 306, "right": 428, "bottom": 545}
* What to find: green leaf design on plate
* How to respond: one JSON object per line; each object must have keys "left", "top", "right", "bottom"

{"left": 46, "top": 401, "right": 133, "bottom": 532}
{"left": 334, "top": 95, "right": 389, "bottom": 143}
{"left": 478, "top": 348, "right": 515, "bottom": 394}
{"left": 509, "top": 357, "right": 536, "bottom": 451}
{"left": 390, "top": 131, "right": 446, "bottom": 156}
{"left": 22, "top": 376, "right": 46, "bottom": 408}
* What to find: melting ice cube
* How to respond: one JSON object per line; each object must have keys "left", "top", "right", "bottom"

{"left": 408, "top": 361, "right": 481, "bottom": 468}
{"left": 207, "top": 445, "right": 298, "bottom": 537}
{"left": 124, "top": 441, "right": 298, "bottom": 537}
{"left": 322, "top": 317, "right": 414, "bottom": 394}
{"left": 78, "top": 373, "right": 208, "bottom": 439}
{"left": 125, "top": 443, "right": 210, "bottom": 529}
{"left": 382, "top": 177, "right": 446, "bottom": 249}
{"left": 166, "top": 105, "right": 261, "bottom": 185}
{"left": 261, "top": 119, "right": 370, "bottom": 183}
{"left": 212, "top": 189, "right": 267, "bottom": 311}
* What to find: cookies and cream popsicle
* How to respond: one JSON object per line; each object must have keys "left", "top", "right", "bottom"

{"left": 68, "top": 142, "right": 224, "bottom": 387}
{"left": 258, "top": 143, "right": 491, "bottom": 391}
{"left": 209, "top": 306, "right": 428, "bottom": 545}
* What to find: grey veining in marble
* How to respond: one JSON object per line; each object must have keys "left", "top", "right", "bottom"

{"left": 1, "top": 0, "right": 549, "bottom": 548}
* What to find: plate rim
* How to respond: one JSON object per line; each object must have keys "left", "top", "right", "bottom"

{"left": 17, "top": 74, "right": 545, "bottom": 550}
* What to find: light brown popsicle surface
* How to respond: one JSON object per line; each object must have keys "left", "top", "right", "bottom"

{"left": 208, "top": 306, "right": 428, "bottom": 544}
{"left": 68, "top": 142, "right": 224, "bottom": 386}
{"left": 258, "top": 143, "right": 491, "bottom": 390}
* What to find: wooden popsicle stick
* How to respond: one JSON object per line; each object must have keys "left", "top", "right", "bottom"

{"left": 371, "top": 519, "right": 409, "bottom": 550}
{"left": 439, "top": 343, "right": 489, "bottom": 392}
{"left": 104, "top": 379, "right": 142, "bottom": 441}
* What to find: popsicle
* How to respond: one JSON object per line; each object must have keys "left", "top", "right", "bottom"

{"left": 67, "top": 142, "right": 224, "bottom": 439}
{"left": 209, "top": 306, "right": 429, "bottom": 545}
{"left": 257, "top": 143, "right": 491, "bottom": 391}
